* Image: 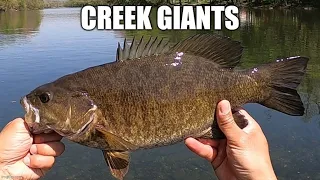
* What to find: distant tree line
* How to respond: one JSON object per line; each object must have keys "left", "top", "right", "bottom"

{"left": 0, "top": 0, "right": 44, "bottom": 11}
{"left": 64, "top": 0, "right": 320, "bottom": 7}
{"left": 64, "top": 0, "right": 166, "bottom": 6}
{"left": 237, "top": 0, "right": 320, "bottom": 7}
{"left": 1, "top": 0, "right": 319, "bottom": 12}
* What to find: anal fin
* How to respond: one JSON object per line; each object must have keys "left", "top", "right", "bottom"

{"left": 103, "top": 150, "right": 130, "bottom": 180}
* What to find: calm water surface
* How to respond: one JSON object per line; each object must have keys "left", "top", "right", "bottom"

{"left": 0, "top": 8, "right": 320, "bottom": 180}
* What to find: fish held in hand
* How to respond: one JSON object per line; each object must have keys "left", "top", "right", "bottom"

{"left": 20, "top": 34, "right": 309, "bottom": 179}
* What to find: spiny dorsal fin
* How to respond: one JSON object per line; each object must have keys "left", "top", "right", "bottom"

{"left": 135, "top": 36, "right": 148, "bottom": 58}
{"left": 116, "top": 36, "right": 170, "bottom": 62}
{"left": 128, "top": 37, "right": 138, "bottom": 59}
{"left": 171, "top": 34, "right": 243, "bottom": 69}
{"left": 123, "top": 38, "right": 130, "bottom": 60}
{"left": 116, "top": 42, "right": 123, "bottom": 61}
{"left": 116, "top": 34, "right": 243, "bottom": 68}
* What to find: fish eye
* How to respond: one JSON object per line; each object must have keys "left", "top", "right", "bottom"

{"left": 39, "top": 93, "right": 50, "bottom": 103}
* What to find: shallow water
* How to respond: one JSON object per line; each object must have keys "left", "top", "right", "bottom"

{"left": 0, "top": 8, "right": 320, "bottom": 180}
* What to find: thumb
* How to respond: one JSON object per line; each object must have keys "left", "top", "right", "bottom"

{"left": 1, "top": 118, "right": 29, "bottom": 135}
{"left": 216, "top": 100, "right": 243, "bottom": 140}
{"left": 0, "top": 118, "right": 33, "bottom": 162}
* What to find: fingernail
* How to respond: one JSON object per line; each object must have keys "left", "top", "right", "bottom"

{"left": 30, "top": 144, "right": 37, "bottom": 154}
{"left": 219, "top": 101, "right": 230, "bottom": 115}
{"left": 238, "top": 109, "right": 245, "bottom": 115}
{"left": 23, "top": 156, "right": 30, "bottom": 166}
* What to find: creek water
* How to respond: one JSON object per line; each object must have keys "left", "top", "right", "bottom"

{"left": 0, "top": 8, "right": 320, "bottom": 180}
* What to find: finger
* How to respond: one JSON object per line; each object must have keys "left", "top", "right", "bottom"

{"left": 237, "top": 109, "right": 262, "bottom": 134}
{"left": 211, "top": 139, "right": 227, "bottom": 170}
{"left": 216, "top": 100, "right": 243, "bottom": 140}
{"left": 24, "top": 154, "right": 55, "bottom": 169}
{"left": 185, "top": 138, "right": 217, "bottom": 162}
{"left": 30, "top": 142, "right": 65, "bottom": 157}
{"left": 0, "top": 118, "right": 33, "bottom": 156}
{"left": 196, "top": 138, "right": 219, "bottom": 148}
{"left": 1, "top": 118, "right": 30, "bottom": 134}
{"left": 4, "top": 118, "right": 24, "bottom": 128}
{"left": 33, "top": 132, "right": 62, "bottom": 144}
{"left": 27, "top": 167, "right": 51, "bottom": 180}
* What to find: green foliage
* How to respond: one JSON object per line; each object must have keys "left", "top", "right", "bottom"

{"left": 0, "top": 0, "right": 44, "bottom": 11}
{"left": 26, "top": 0, "right": 44, "bottom": 9}
{"left": 1, "top": 0, "right": 319, "bottom": 11}
{"left": 64, "top": 0, "right": 109, "bottom": 7}
{"left": 64, "top": 0, "right": 156, "bottom": 6}
{"left": 62, "top": 0, "right": 320, "bottom": 7}
{"left": 43, "top": 1, "right": 64, "bottom": 8}
{"left": 231, "top": 0, "right": 320, "bottom": 7}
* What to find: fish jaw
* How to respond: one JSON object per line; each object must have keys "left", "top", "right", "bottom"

{"left": 28, "top": 123, "right": 53, "bottom": 134}
{"left": 20, "top": 96, "right": 39, "bottom": 124}
{"left": 20, "top": 96, "right": 52, "bottom": 134}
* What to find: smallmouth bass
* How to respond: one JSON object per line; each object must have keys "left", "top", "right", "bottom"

{"left": 20, "top": 34, "right": 309, "bottom": 179}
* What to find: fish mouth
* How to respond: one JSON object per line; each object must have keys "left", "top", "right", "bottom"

{"left": 20, "top": 96, "right": 52, "bottom": 134}
{"left": 28, "top": 123, "right": 54, "bottom": 134}
{"left": 20, "top": 96, "right": 40, "bottom": 124}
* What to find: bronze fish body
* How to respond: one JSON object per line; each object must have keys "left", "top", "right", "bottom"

{"left": 20, "top": 34, "right": 309, "bottom": 179}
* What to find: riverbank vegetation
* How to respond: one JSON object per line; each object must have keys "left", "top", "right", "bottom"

{"left": 63, "top": 0, "right": 320, "bottom": 7}
{"left": 1, "top": 0, "right": 319, "bottom": 12}
{"left": 43, "top": 0, "right": 65, "bottom": 8}
{"left": 244, "top": 0, "right": 320, "bottom": 8}
{"left": 0, "top": 0, "right": 44, "bottom": 11}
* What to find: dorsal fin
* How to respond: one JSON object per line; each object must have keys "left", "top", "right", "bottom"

{"left": 171, "top": 34, "right": 243, "bottom": 69}
{"left": 128, "top": 37, "right": 138, "bottom": 59}
{"left": 116, "top": 34, "right": 243, "bottom": 69}
{"left": 116, "top": 36, "right": 171, "bottom": 62}
{"left": 116, "top": 38, "right": 131, "bottom": 62}
{"left": 135, "top": 36, "right": 148, "bottom": 58}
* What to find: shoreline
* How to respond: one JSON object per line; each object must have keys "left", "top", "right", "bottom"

{"left": 0, "top": 3, "right": 318, "bottom": 12}
{"left": 239, "top": 3, "right": 317, "bottom": 10}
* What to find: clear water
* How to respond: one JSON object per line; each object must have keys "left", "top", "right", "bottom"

{"left": 0, "top": 8, "right": 320, "bottom": 180}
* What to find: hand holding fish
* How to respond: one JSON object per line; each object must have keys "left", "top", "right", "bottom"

{"left": 0, "top": 118, "right": 65, "bottom": 180}
{"left": 18, "top": 34, "right": 308, "bottom": 179}
{"left": 185, "top": 100, "right": 277, "bottom": 180}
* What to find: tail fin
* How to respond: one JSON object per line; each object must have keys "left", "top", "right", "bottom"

{"left": 254, "top": 56, "right": 309, "bottom": 116}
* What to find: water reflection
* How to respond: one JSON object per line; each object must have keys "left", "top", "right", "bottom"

{"left": 0, "top": 10, "right": 42, "bottom": 34}
{"left": 302, "top": 74, "right": 320, "bottom": 123}
{"left": 0, "top": 7, "right": 320, "bottom": 180}
{"left": 118, "top": 8, "right": 320, "bottom": 124}
{"left": 234, "top": 8, "right": 320, "bottom": 123}
{"left": 0, "top": 10, "right": 42, "bottom": 47}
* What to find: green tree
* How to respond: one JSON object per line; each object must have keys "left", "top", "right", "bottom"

{"left": 0, "top": 0, "right": 44, "bottom": 11}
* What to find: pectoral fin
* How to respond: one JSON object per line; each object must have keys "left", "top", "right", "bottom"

{"left": 96, "top": 124, "right": 137, "bottom": 151}
{"left": 103, "top": 150, "right": 130, "bottom": 180}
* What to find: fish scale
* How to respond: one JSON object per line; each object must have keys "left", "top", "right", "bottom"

{"left": 21, "top": 34, "right": 309, "bottom": 180}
